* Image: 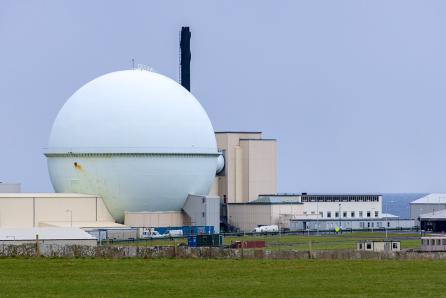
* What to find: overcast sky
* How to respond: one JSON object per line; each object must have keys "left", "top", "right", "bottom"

{"left": 1, "top": 1, "right": 446, "bottom": 193}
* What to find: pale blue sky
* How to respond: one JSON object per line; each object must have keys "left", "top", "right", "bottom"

{"left": 1, "top": 1, "right": 446, "bottom": 193}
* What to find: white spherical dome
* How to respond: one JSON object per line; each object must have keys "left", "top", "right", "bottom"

{"left": 46, "top": 70, "right": 219, "bottom": 221}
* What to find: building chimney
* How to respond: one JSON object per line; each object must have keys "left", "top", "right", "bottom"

{"left": 180, "top": 26, "right": 191, "bottom": 91}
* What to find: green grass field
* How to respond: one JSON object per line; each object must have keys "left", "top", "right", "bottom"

{"left": 113, "top": 231, "right": 424, "bottom": 251}
{"left": 0, "top": 258, "right": 443, "bottom": 297}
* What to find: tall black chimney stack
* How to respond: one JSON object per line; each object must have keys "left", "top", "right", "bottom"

{"left": 180, "top": 27, "right": 191, "bottom": 91}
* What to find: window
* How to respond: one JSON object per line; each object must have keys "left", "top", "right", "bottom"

{"left": 392, "top": 243, "right": 398, "bottom": 249}
{"left": 319, "top": 211, "right": 323, "bottom": 218}
{"left": 359, "top": 243, "right": 363, "bottom": 249}
{"left": 366, "top": 243, "right": 372, "bottom": 250}
{"left": 367, "top": 211, "right": 371, "bottom": 218}
{"left": 359, "top": 211, "right": 363, "bottom": 218}
{"left": 360, "top": 222, "right": 364, "bottom": 228}
{"left": 375, "top": 211, "right": 379, "bottom": 218}
{"left": 351, "top": 211, "right": 355, "bottom": 218}
{"left": 327, "top": 212, "right": 331, "bottom": 218}
{"left": 371, "top": 222, "right": 374, "bottom": 228}
{"left": 387, "top": 222, "right": 390, "bottom": 228}
{"left": 367, "top": 222, "right": 370, "bottom": 228}
{"left": 335, "top": 212, "right": 339, "bottom": 218}
{"left": 343, "top": 211, "right": 347, "bottom": 218}
{"left": 311, "top": 211, "right": 315, "bottom": 215}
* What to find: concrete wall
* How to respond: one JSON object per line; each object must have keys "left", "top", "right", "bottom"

{"left": 240, "top": 140, "right": 277, "bottom": 202}
{"left": 0, "top": 194, "right": 114, "bottom": 228}
{"left": 124, "top": 211, "right": 185, "bottom": 227}
{"left": 211, "top": 132, "right": 277, "bottom": 203}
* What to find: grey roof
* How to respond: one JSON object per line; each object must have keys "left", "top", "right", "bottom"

{"left": 410, "top": 193, "right": 446, "bottom": 204}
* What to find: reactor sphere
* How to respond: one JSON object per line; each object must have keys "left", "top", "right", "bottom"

{"left": 45, "top": 70, "right": 219, "bottom": 222}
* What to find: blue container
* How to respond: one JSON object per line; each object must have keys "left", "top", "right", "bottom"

{"left": 188, "top": 236, "right": 197, "bottom": 247}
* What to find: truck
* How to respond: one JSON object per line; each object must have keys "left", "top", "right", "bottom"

{"left": 254, "top": 225, "right": 279, "bottom": 233}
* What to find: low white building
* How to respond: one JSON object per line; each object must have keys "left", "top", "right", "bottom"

{"left": 257, "top": 194, "right": 382, "bottom": 220}
{"left": 0, "top": 227, "right": 97, "bottom": 246}
{"left": 357, "top": 240, "right": 400, "bottom": 252}
{"left": 290, "top": 217, "right": 415, "bottom": 231}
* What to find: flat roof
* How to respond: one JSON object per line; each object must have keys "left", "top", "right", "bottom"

{"left": 215, "top": 131, "right": 262, "bottom": 134}
{"left": 0, "top": 193, "right": 99, "bottom": 198}
{"left": 0, "top": 227, "right": 96, "bottom": 240}
{"left": 239, "top": 138, "right": 277, "bottom": 141}
{"left": 40, "top": 221, "right": 126, "bottom": 229}
{"left": 291, "top": 217, "right": 411, "bottom": 222}
{"left": 227, "top": 202, "right": 303, "bottom": 205}
{"left": 411, "top": 193, "right": 446, "bottom": 204}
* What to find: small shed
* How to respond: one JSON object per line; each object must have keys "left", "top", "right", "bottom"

{"left": 357, "top": 240, "right": 400, "bottom": 252}
{"left": 421, "top": 236, "right": 446, "bottom": 251}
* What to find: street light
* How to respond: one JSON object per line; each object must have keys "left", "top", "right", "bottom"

{"left": 66, "top": 209, "right": 72, "bottom": 227}
{"left": 338, "top": 203, "right": 341, "bottom": 229}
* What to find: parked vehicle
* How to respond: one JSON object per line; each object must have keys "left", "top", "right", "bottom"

{"left": 254, "top": 225, "right": 279, "bottom": 233}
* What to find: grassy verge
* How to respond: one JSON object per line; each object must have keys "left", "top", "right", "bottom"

{"left": 0, "top": 258, "right": 443, "bottom": 297}
{"left": 109, "top": 231, "right": 424, "bottom": 251}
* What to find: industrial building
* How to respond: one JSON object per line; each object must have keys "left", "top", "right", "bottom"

{"left": 410, "top": 193, "right": 446, "bottom": 220}
{"left": 0, "top": 26, "right": 416, "bottom": 240}
{"left": 290, "top": 217, "right": 415, "bottom": 231}
{"left": 0, "top": 193, "right": 117, "bottom": 228}
{"left": 209, "top": 132, "right": 277, "bottom": 203}
{"left": 419, "top": 209, "right": 446, "bottom": 232}
{"left": 227, "top": 198, "right": 303, "bottom": 231}
{"left": 225, "top": 193, "right": 401, "bottom": 232}
{"left": 0, "top": 227, "right": 97, "bottom": 246}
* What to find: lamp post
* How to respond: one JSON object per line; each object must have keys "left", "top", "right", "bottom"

{"left": 66, "top": 209, "right": 72, "bottom": 227}
{"left": 338, "top": 203, "right": 341, "bottom": 229}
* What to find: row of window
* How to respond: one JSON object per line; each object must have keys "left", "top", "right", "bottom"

{"left": 305, "top": 210, "right": 380, "bottom": 218}
{"left": 301, "top": 195, "right": 380, "bottom": 203}
{"left": 422, "top": 239, "right": 446, "bottom": 246}
{"left": 359, "top": 221, "right": 390, "bottom": 228}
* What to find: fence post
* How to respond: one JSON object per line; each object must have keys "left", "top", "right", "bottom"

{"left": 35, "top": 234, "right": 40, "bottom": 257}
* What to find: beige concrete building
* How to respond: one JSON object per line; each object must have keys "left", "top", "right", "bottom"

{"left": 0, "top": 193, "right": 118, "bottom": 228}
{"left": 124, "top": 211, "right": 186, "bottom": 228}
{"left": 210, "top": 132, "right": 277, "bottom": 203}
{"left": 227, "top": 202, "right": 304, "bottom": 232}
